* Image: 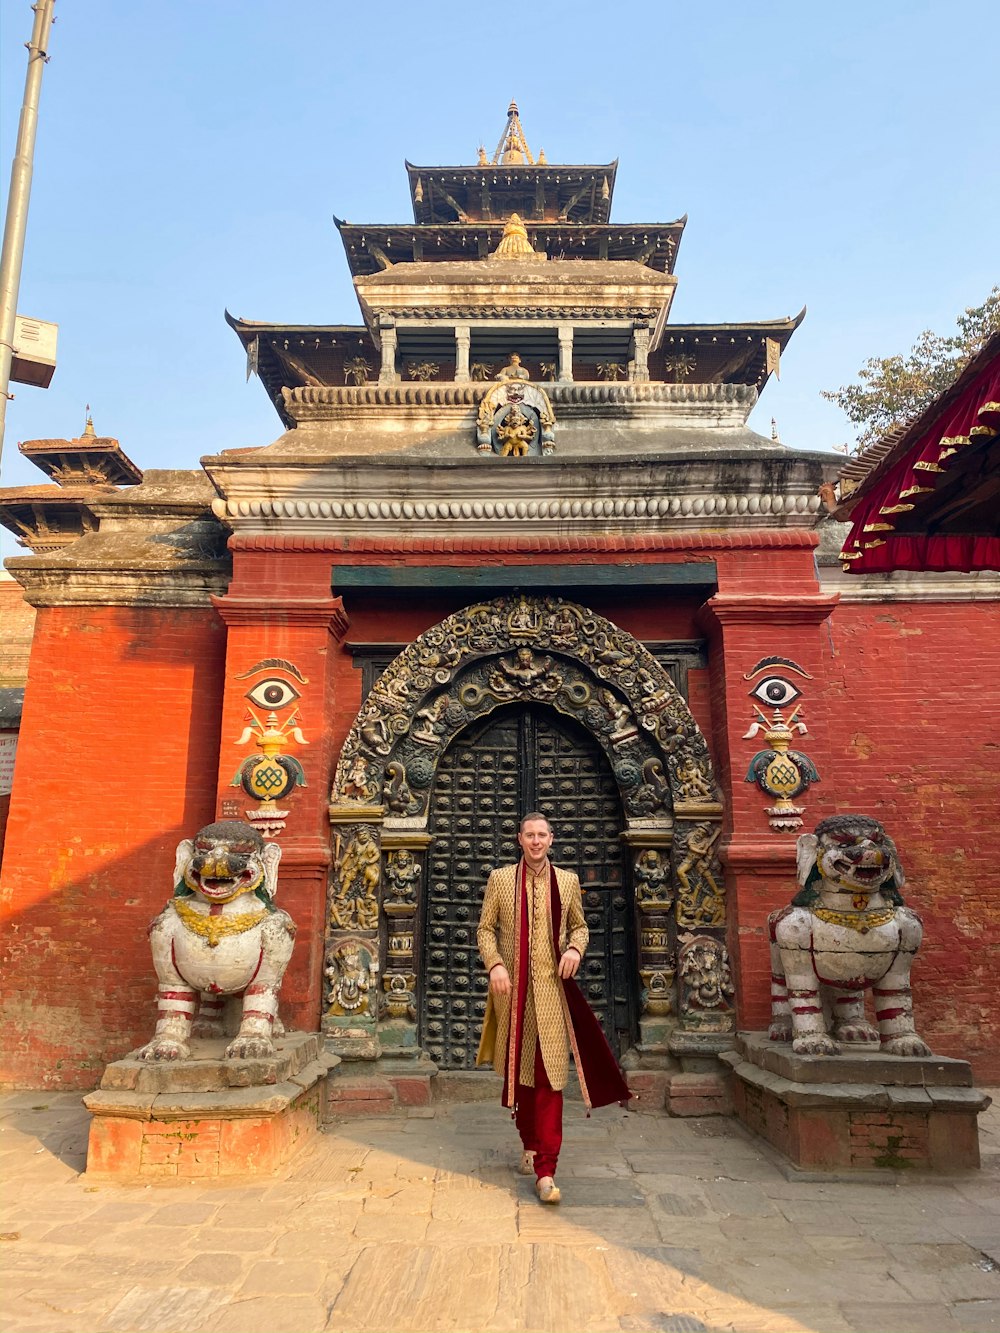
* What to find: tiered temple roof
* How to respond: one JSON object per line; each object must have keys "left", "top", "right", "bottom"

{"left": 228, "top": 103, "right": 804, "bottom": 435}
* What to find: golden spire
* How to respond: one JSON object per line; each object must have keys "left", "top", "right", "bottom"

{"left": 82, "top": 405, "right": 95, "bottom": 438}
{"left": 491, "top": 100, "right": 535, "bottom": 166}
{"left": 477, "top": 144, "right": 488, "bottom": 166}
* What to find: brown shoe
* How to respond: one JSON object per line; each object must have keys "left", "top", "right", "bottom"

{"left": 517, "top": 1149, "right": 536, "bottom": 1176}
{"left": 535, "top": 1175, "right": 561, "bottom": 1204}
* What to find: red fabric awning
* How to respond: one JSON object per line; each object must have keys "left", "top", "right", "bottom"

{"left": 839, "top": 345, "right": 1000, "bottom": 574}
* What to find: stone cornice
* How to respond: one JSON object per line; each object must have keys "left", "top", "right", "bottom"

{"left": 279, "top": 380, "right": 756, "bottom": 422}
{"left": 700, "top": 592, "right": 840, "bottom": 627}
{"left": 5, "top": 563, "right": 230, "bottom": 609}
{"left": 205, "top": 453, "right": 830, "bottom": 540}
{"left": 819, "top": 566, "right": 1000, "bottom": 603}
{"left": 212, "top": 594, "right": 350, "bottom": 639}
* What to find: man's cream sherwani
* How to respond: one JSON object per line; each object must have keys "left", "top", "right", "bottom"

{"left": 476, "top": 862, "right": 589, "bottom": 1090}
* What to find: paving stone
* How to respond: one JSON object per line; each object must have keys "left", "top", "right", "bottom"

{"left": 839, "top": 1300, "right": 964, "bottom": 1332}
{"left": 238, "top": 1258, "right": 325, "bottom": 1297}
{"left": 176, "top": 1252, "right": 247, "bottom": 1286}
{"left": 207, "top": 1295, "right": 329, "bottom": 1333}
{"left": 103, "top": 1285, "right": 229, "bottom": 1332}
{"left": 951, "top": 1300, "right": 1000, "bottom": 1332}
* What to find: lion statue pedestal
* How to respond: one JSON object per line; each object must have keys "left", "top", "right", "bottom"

{"left": 84, "top": 821, "right": 338, "bottom": 1179}
{"left": 723, "top": 816, "right": 991, "bottom": 1172}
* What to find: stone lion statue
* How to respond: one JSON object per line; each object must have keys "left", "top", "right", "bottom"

{"left": 768, "top": 814, "right": 931, "bottom": 1058}
{"left": 135, "top": 820, "right": 296, "bottom": 1062}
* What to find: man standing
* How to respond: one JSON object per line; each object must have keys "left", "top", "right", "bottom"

{"left": 476, "top": 813, "right": 630, "bottom": 1203}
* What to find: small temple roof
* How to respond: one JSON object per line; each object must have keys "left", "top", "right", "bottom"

{"left": 19, "top": 414, "right": 142, "bottom": 487}
{"left": 401, "top": 101, "right": 619, "bottom": 225}
{"left": 834, "top": 330, "right": 1000, "bottom": 573}
{"left": 333, "top": 220, "right": 683, "bottom": 278}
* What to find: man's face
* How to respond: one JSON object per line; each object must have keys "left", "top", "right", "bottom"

{"left": 518, "top": 819, "right": 553, "bottom": 864}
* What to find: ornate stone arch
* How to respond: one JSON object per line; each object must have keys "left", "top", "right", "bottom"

{"left": 324, "top": 595, "right": 732, "bottom": 1062}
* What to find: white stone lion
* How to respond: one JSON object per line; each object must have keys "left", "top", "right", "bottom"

{"left": 768, "top": 814, "right": 931, "bottom": 1058}
{"left": 135, "top": 821, "right": 295, "bottom": 1062}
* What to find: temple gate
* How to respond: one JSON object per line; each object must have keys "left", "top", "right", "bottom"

{"left": 323, "top": 595, "right": 727, "bottom": 1071}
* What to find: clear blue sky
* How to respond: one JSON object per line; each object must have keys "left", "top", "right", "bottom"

{"left": 1, "top": 1, "right": 997, "bottom": 523}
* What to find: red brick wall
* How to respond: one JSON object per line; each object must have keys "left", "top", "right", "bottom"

{"left": 2, "top": 551, "right": 997, "bottom": 1090}
{"left": 0, "top": 603, "right": 226, "bottom": 1088}
{"left": 815, "top": 598, "right": 1000, "bottom": 1081}
{"left": 0, "top": 575, "right": 35, "bottom": 687}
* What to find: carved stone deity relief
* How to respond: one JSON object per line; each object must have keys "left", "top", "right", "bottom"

{"left": 678, "top": 933, "right": 735, "bottom": 1031}
{"left": 475, "top": 379, "right": 556, "bottom": 456}
{"left": 674, "top": 822, "right": 725, "bottom": 928}
{"left": 325, "top": 939, "right": 378, "bottom": 1017}
{"left": 634, "top": 848, "right": 673, "bottom": 910}
{"left": 330, "top": 826, "right": 381, "bottom": 931}
{"left": 384, "top": 849, "right": 420, "bottom": 903}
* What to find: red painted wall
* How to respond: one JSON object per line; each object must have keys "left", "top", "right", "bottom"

{"left": 1, "top": 547, "right": 997, "bottom": 1088}
{"left": 0, "top": 604, "right": 226, "bottom": 1088}
{"left": 816, "top": 599, "right": 1000, "bottom": 1080}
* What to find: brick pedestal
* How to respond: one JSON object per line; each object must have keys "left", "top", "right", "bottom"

{"left": 84, "top": 1033, "right": 338, "bottom": 1179}
{"left": 724, "top": 1032, "right": 991, "bottom": 1172}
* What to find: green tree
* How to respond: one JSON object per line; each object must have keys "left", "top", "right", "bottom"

{"left": 823, "top": 287, "right": 1000, "bottom": 453}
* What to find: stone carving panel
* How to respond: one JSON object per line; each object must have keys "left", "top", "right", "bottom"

{"left": 330, "top": 826, "right": 381, "bottom": 931}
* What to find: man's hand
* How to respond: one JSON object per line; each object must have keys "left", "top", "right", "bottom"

{"left": 489, "top": 963, "right": 511, "bottom": 995}
{"left": 558, "top": 948, "right": 581, "bottom": 979}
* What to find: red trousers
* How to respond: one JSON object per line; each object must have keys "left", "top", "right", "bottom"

{"left": 515, "top": 1040, "right": 563, "bottom": 1179}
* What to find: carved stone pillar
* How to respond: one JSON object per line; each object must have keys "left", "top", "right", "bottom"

{"left": 557, "top": 324, "right": 574, "bottom": 382}
{"left": 378, "top": 317, "right": 399, "bottom": 385}
{"left": 627, "top": 832, "right": 676, "bottom": 1065}
{"left": 378, "top": 831, "right": 433, "bottom": 1056}
{"left": 325, "top": 810, "right": 383, "bottom": 1059}
{"left": 632, "top": 323, "right": 650, "bottom": 382}
{"left": 454, "top": 324, "right": 471, "bottom": 383}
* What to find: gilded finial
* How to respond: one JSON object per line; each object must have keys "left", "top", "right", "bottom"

{"left": 414, "top": 176, "right": 424, "bottom": 203}
{"left": 493, "top": 213, "right": 534, "bottom": 259}
{"left": 491, "top": 99, "right": 535, "bottom": 166}
{"left": 601, "top": 176, "right": 610, "bottom": 201}
{"left": 771, "top": 418, "right": 780, "bottom": 442}
{"left": 477, "top": 145, "right": 488, "bottom": 166}
{"left": 537, "top": 148, "right": 547, "bottom": 165}
{"left": 82, "top": 405, "right": 95, "bottom": 438}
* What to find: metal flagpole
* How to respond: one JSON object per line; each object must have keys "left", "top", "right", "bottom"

{"left": 0, "top": 0, "right": 57, "bottom": 469}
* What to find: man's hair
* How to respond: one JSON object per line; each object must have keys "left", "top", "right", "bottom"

{"left": 519, "top": 812, "right": 552, "bottom": 832}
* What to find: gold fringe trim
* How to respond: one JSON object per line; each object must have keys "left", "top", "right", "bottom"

{"left": 899, "top": 485, "right": 933, "bottom": 498}
{"left": 913, "top": 460, "right": 945, "bottom": 472}
{"left": 863, "top": 522, "right": 894, "bottom": 532}
{"left": 879, "top": 503, "right": 915, "bottom": 515}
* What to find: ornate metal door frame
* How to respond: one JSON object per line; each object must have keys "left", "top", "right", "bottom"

{"left": 324, "top": 594, "right": 731, "bottom": 1067}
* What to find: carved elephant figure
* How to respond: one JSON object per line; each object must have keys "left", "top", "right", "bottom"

{"left": 768, "top": 814, "right": 930, "bottom": 1058}
{"left": 135, "top": 820, "right": 295, "bottom": 1063}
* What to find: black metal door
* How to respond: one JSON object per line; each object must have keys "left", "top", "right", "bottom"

{"left": 421, "top": 704, "right": 633, "bottom": 1069}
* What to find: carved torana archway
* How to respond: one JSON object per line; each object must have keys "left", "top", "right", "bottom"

{"left": 324, "top": 595, "right": 731, "bottom": 1066}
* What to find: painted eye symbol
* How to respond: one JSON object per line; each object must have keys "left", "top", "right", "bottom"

{"left": 749, "top": 676, "right": 801, "bottom": 707}
{"left": 245, "top": 678, "right": 301, "bottom": 709}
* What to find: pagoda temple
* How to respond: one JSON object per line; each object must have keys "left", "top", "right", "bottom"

{"left": 1, "top": 104, "right": 998, "bottom": 1099}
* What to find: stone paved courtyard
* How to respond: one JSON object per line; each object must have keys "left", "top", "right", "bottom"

{"left": 1, "top": 1089, "right": 998, "bottom": 1333}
